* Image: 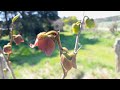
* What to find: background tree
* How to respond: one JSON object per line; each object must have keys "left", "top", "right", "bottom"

{"left": 0, "top": 11, "right": 60, "bottom": 39}
{"left": 62, "top": 16, "right": 78, "bottom": 25}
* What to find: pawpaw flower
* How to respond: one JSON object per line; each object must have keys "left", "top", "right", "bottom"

{"left": 13, "top": 34, "right": 24, "bottom": 45}
{"left": 61, "top": 47, "right": 77, "bottom": 70}
{"left": 3, "top": 43, "right": 12, "bottom": 54}
{"left": 30, "top": 30, "right": 58, "bottom": 56}
{"left": 60, "top": 47, "right": 77, "bottom": 78}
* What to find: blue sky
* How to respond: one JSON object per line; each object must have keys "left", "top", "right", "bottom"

{"left": 58, "top": 11, "right": 120, "bottom": 19}
{"left": 1, "top": 11, "right": 120, "bottom": 21}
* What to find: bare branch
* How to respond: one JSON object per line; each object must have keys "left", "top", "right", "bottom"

{"left": 0, "top": 47, "right": 16, "bottom": 79}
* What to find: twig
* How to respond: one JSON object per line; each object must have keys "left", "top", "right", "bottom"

{"left": 74, "top": 15, "right": 86, "bottom": 54}
{"left": 74, "top": 32, "right": 80, "bottom": 54}
{"left": 0, "top": 47, "right": 16, "bottom": 79}
{"left": 56, "top": 31, "right": 63, "bottom": 56}
{"left": 7, "top": 54, "right": 16, "bottom": 79}
{"left": 76, "top": 44, "right": 82, "bottom": 53}
{"left": 10, "top": 24, "right": 14, "bottom": 46}
{"left": 74, "top": 24, "right": 82, "bottom": 54}
{"left": 7, "top": 23, "right": 16, "bottom": 79}
{"left": 0, "top": 55, "right": 5, "bottom": 79}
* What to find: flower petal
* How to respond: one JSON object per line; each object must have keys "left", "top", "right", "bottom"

{"left": 3, "top": 45, "right": 12, "bottom": 54}
{"left": 13, "top": 34, "right": 24, "bottom": 45}
{"left": 60, "top": 54, "right": 72, "bottom": 71}
{"left": 71, "top": 55, "right": 77, "bottom": 69}
{"left": 29, "top": 38, "right": 38, "bottom": 48}
{"left": 38, "top": 37, "right": 55, "bottom": 56}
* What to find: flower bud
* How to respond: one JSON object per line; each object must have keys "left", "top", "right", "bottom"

{"left": 13, "top": 34, "right": 24, "bottom": 45}
{"left": 3, "top": 43, "right": 12, "bottom": 54}
{"left": 61, "top": 47, "right": 77, "bottom": 72}
{"left": 72, "top": 22, "right": 80, "bottom": 34}
{"left": 30, "top": 31, "right": 58, "bottom": 56}
{"left": 85, "top": 18, "right": 95, "bottom": 29}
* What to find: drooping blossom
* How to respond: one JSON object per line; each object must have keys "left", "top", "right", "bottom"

{"left": 30, "top": 30, "right": 58, "bottom": 56}
{"left": 60, "top": 47, "right": 77, "bottom": 79}
{"left": 13, "top": 34, "right": 24, "bottom": 45}
{"left": 3, "top": 43, "right": 12, "bottom": 54}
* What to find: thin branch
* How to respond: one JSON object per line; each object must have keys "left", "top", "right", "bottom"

{"left": 76, "top": 44, "right": 82, "bottom": 53}
{"left": 10, "top": 24, "right": 14, "bottom": 46}
{"left": 7, "top": 23, "right": 16, "bottom": 79}
{"left": 0, "top": 55, "right": 5, "bottom": 79}
{"left": 74, "top": 33, "right": 80, "bottom": 54}
{"left": 56, "top": 31, "right": 63, "bottom": 56}
{"left": 0, "top": 19, "right": 16, "bottom": 79}
{"left": 74, "top": 24, "right": 82, "bottom": 54}
{"left": 74, "top": 15, "right": 85, "bottom": 54}
{"left": 7, "top": 54, "right": 16, "bottom": 79}
{"left": 0, "top": 47, "right": 16, "bottom": 79}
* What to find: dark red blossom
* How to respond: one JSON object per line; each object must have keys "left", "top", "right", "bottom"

{"left": 30, "top": 31, "right": 58, "bottom": 56}
{"left": 13, "top": 34, "right": 24, "bottom": 45}
{"left": 3, "top": 43, "right": 12, "bottom": 54}
{"left": 60, "top": 47, "right": 77, "bottom": 79}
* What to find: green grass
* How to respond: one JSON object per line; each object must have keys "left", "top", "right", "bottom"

{"left": 1, "top": 28, "right": 120, "bottom": 79}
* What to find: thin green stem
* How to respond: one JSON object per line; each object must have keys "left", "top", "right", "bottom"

{"left": 0, "top": 47, "right": 16, "bottom": 79}
{"left": 10, "top": 23, "right": 14, "bottom": 46}
{"left": 74, "top": 16, "right": 85, "bottom": 54}
{"left": 56, "top": 32, "right": 63, "bottom": 56}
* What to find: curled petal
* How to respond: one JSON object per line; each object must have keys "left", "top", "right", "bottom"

{"left": 46, "top": 31, "right": 58, "bottom": 41}
{"left": 13, "top": 34, "right": 24, "bottom": 45}
{"left": 61, "top": 52, "right": 77, "bottom": 72}
{"left": 71, "top": 54, "right": 77, "bottom": 69}
{"left": 3, "top": 44, "right": 12, "bottom": 54}
{"left": 60, "top": 54, "right": 73, "bottom": 71}
{"left": 37, "top": 32, "right": 47, "bottom": 40}
{"left": 46, "top": 30, "right": 58, "bottom": 36}
{"left": 30, "top": 31, "right": 56, "bottom": 56}
{"left": 29, "top": 38, "right": 38, "bottom": 48}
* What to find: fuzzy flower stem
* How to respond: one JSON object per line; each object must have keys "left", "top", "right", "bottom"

{"left": 0, "top": 47, "right": 16, "bottom": 79}
{"left": 7, "top": 23, "right": 16, "bottom": 79}
{"left": 10, "top": 23, "right": 14, "bottom": 46}
{"left": 7, "top": 54, "right": 16, "bottom": 79}
{"left": 56, "top": 31, "right": 63, "bottom": 55}
{"left": 74, "top": 16, "right": 86, "bottom": 54}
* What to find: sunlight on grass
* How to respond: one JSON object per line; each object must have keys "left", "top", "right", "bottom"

{"left": 1, "top": 35, "right": 9, "bottom": 40}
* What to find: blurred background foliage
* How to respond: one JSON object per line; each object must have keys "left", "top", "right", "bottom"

{"left": 0, "top": 11, "right": 59, "bottom": 38}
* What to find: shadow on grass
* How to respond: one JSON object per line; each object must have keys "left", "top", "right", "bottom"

{"left": 60, "top": 33, "right": 100, "bottom": 50}
{"left": 11, "top": 43, "right": 59, "bottom": 66}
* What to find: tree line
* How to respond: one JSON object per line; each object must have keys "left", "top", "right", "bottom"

{"left": 0, "top": 11, "right": 60, "bottom": 38}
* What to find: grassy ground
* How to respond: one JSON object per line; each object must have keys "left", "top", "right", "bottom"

{"left": 1, "top": 27, "right": 120, "bottom": 79}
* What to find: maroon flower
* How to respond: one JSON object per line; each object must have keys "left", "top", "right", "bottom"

{"left": 60, "top": 47, "right": 77, "bottom": 79}
{"left": 30, "top": 30, "right": 58, "bottom": 56}
{"left": 61, "top": 49, "right": 77, "bottom": 70}
{"left": 13, "top": 34, "right": 24, "bottom": 45}
{"left": 3, "top": 43, "right": 12, "bottom": 54}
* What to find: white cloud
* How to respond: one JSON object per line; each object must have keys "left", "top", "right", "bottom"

{"left": 58, "top": 11, "right": 120, "bottom": 19}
